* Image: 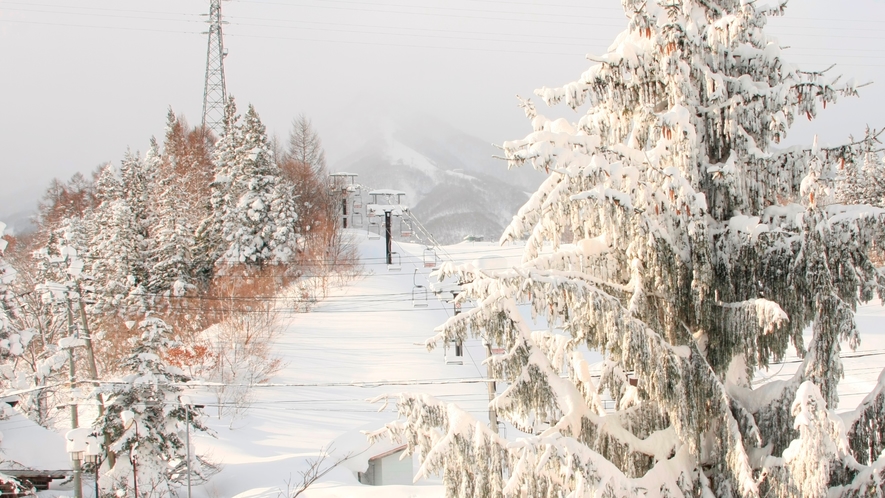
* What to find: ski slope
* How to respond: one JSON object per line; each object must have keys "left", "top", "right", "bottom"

{"left": 192, "top": 232, "right": 528, "bottom": 498}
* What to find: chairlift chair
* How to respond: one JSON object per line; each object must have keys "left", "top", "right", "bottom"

{"left": 353, "top": 191, "right": 363, "bottom": 210}
{"left": 412, "top": 269, "right": 429, "bottom": 307}
{"left": 412, "top": 286, "right": 429, "bottom": 308}
{"left": 497, "top": 422, "right": 507, "bottom": 439}
{"left": 445, "top": 340, "right": 464, "bottom": 365}
{"left": 388, "top": 251, "right": 402, "bottom": 271}
{"left": 353, "top": 213, "right": 363, "bottom": 228}
{"left": 423, "top": 247, "right": 437, "bottom": 268}
{"left": 367, "top": 215, "right": 380, "bottom": 239}
{"left": 400, "top": 217, "right": 413, "bottom": 238}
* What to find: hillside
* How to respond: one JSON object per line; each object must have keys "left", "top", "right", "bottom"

{"left": 328, "top": 113, "right": 544, "bottom": 244}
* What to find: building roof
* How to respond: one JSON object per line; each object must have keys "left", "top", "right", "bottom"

{"left": 368, "top": 444, "right": 408, "bottom": 462}
{"left": 368, "top": 189, "right": 406, "bottom": 196}
{"left": 0, "top": 412, "right": 71, "bottom": 472}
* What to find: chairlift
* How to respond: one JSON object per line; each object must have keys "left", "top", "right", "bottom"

{"left": 445, "top": 340, "right": 464, "bottom": 365}
{"left": 353, "top": 213, "right": 363, "bottom": 228}
{"left": 367, "top": 215, "right": 380, "bottom": 239}
{"left": 388, "top": 251, "right": 402, "bottom": 271}
{"left": 353, "top": 191, "right": 363, "bottom": 210}
{"left": 412, "top": 269, "right": 429, "bottom": 308}
{"left": 497, "top": 422, "right": 507, "bottom": 439}
{"left": 412, "top": 286, "right": 429, "bottom": 307}
{"left": 423, "top": 247, "right": 437, "bottom": 268}
{"left": 400, "top": 217, "right": 413, "bottom": 238}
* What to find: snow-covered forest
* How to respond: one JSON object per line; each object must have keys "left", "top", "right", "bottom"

{"left": 0, "top": 99, "right": 355, "bottom": 496}
{"left": 3, "top": 0, "right": 885, "bottom": 496}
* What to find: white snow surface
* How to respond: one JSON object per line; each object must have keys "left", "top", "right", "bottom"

{"left": 192, "top": 234, "right": 526, "bottom": 498}
{"left": 384, "top": 139, "right": 439, "bottom": 178}
{"left": 28, "top": 230, "right": 885, "bottom": 497}
{"left": 1, "top": 412, "right": 70, "bottom": 472}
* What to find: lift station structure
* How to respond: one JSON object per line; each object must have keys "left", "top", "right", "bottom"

{"left": 329, "top": 172, "right": 361, "bottom": 229}
{"left": 366, "top": 189, "right": 409, "bottom": 269}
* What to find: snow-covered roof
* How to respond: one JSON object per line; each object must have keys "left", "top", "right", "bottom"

{"left": 368, "top": 189, "right": 406, "bottom": 196}
{"left": 369, "top": 444, "right": 407, "bottom": 461}
{"left": 329, "top": 172, "right": 358, "bottom": 177}
{"left": 0, "top": 412, "right": 70, "bottom": 472}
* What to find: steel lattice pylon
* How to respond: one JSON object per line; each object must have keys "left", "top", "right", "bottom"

{"left": 201, "top": 0, "right": 227, "bottom": 137}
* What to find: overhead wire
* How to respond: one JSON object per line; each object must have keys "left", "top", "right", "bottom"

{"left": 7, "top": 0, "right": 885, "bottom": 26}
{"left": 231, "top": 0, "right": 630, "bottom": 22}
{"left": 0, "top": 18, "right": 201, "bottom": 35}
{"left": 2, "top": 4, "right": 883, "bottom": 65}
{"left": 0, "top": 2, "right": 203, "bottom": 17}
{"left": 0, "top": 6, "right": 203, "bottom": 23}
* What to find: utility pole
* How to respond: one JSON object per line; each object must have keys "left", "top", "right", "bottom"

{"left": 484, "top": 341, "right": 498, "bottom": 435}
{"left": 74, "top": 282, "right": 115, "bottom": 468}
{"left": 184, "top": 402, "right": 206, "bottom": 498}
{"left": 384, "top": 210, "right": 393, "bottom": 265}
{"left": 65, "top": 295, "right": 83, "bottom": 498}
{"left": 186, "top": 404, "right": 192, "bottom": 498}
{"left": 201, "top": 0, "right": 228, "bottom": 136}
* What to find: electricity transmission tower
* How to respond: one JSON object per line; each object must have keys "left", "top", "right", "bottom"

{"left": 201, "top": 0, "right": 228, "bottom": 137}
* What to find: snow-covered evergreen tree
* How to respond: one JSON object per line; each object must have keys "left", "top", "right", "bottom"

{"left": 97, "top": 316, "right": 209, "bottom": 496}
{"left": 837, "top": 129, "right": 885, "bottom": 208}
{"left": 196, "top": 99, "right": 242, "bottom": 278}
{"left": 200, "top": 99, "right": 301, "bottom": 271}
{"left": 374, "top": 1, "right": 885, "bottom": 496}
{"left": 89, "top": 163, "right": 150, "bottom": 315}
{"left": 148, "top": 144, "right": 197, "bottom": 297}
{"left": 0, "top": 222, "right": 19, "bottom": 347}
{"left": 0, "top": 222, "right": 30, "bottom": 391}
{"left": 17, "top": 225, "right": 87, "bottom": 424}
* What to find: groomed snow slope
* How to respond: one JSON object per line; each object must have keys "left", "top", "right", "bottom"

{"left": 194, "top": 232, "right": 529, "bottom": 498}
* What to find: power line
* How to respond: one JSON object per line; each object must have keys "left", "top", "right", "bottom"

{"left": 0, "top": 6, "right": 200, "bottom": 23}
{"left": 0, "top": 2, "right": 202, "bottom": 17}
{"left": 465, "top": 0, "right": 623, "bottom": 11}
{"left": 225, "top": 20, "right": 602, "bottom": 46}
{"left": 231, "top": 0, "right": 629, "bottom": 22}
{"left": 7, "top": 0, "right": 885, "bottom": 25}
{"left": 222, "top": 15, "right": 608, "bottom": 41}
{"left": 0, "top": 18, "right": 200, "bottom": 35}
{"left": 224, "top": 31, "right": 585, "bottom": 56}
{"left": 66, "top": 377, "right": 501, "bottom": 389}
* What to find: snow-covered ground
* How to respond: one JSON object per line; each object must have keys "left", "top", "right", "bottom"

{"left": 33, "top": 229, "right": 885, "bottom": 497}
{"left": 193, "top": 233, "right": 527, "bottom": 498}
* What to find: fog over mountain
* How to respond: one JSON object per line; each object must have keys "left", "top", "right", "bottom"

{"left": 326, "top": 109, "right": 545, "bottom": 244}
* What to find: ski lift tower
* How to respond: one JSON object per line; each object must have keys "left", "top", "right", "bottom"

{"left": 329, "top": 172, "right": 360, "bottom": 228}
{"left": 366, "top": 190, "right": 408, "bottom": 270}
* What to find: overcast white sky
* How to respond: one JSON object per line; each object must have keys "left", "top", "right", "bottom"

{"left": 1, "top": 0, "right": 884, "bottom": 219}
